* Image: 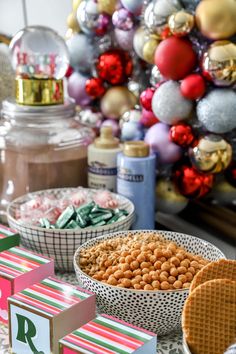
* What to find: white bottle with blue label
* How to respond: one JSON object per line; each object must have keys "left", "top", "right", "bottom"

{"left": 117, "top": 141, "right": 156, "bottom": 230}
{"left": 88, "top": 126, "right": 122, "bottom": 192}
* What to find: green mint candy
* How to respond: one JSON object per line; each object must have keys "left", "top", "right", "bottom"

{"left": 106, "top": 212, "right": 123, "bottom": 224}
{"left": 76, "top": 213, "right": 88, "bottom": 228}
{"left": 76, "top": 202, "right": 95, "bottom": 217}
{"left": 92, "top": 220, "right": 106, "bottom": 227}
{"left": 39, "top": 218, "right": 51, "bottom": 229}
{"left": 65, "top": 220, "right": 80, "bottom": 229}
{"left": 91, "top": 212, "right": 113, "bottom": 225}
{"left": 91, "top": 205, "right": 113, "bottom": 214}
{"left": 55, "top": 206, "right": 75, "bottom": 229}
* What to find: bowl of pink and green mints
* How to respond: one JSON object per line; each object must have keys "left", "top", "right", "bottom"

{"left": 7, "top": 188, "right": 135, "bottom": 271}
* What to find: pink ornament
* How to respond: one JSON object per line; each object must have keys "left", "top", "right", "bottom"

{"left": 115, "top": 28, "right": 136, "bottom": 51}
{"left": 112, "top": 8, "right": 134, "bottom": 30}
{"left": 140, "top": 87, "right": 155, "bottom": 111}
{"left": 68, "top": 72, "right": 92, "bottom": 106}
{"left": 140, "top": 108, "right": 159, "bottom": 128}
{"left": 144, "top": 123, "right": 182, "bottom": 164}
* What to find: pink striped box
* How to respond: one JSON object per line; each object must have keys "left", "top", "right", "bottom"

{"left": 9, "top": 277, "right": 96, "bottom": 354}
{"left": 59, "top": 314, "right": 157, "bottom": 354}
{"left": 0, "top": 224, "right": 20, "bottom": 252}
{"left": 0, "top": 246, "right": 54, "bottom": 325}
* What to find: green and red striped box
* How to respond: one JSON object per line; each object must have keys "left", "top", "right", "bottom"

{"left": 0, "top": 246, "right": 54, "bottom": 325}
{"left": 59, "top": 314, "right": 157, "bottom": 354}
{"left": 0, "top": 224, "right": 20, "bottom": 252}
{"left": 9, "top": 277, "right": 96, "bottom": 354}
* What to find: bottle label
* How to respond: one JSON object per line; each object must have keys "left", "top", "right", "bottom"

{"left": 88, "top": 162, "right": 117, "bottom": 176}
{"left": 117, "top": 167, "right": 144, "bottom": 183}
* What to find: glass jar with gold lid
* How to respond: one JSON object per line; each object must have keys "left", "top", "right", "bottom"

{"left": 0, "top": 98, "right": 94, "bottom": 217}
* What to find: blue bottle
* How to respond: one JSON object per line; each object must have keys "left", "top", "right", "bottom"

{"left": 117, "top": 141, "right": 156, "bottom": 230}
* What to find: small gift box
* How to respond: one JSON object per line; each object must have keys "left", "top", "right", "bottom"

{"left": 59, "top": 314, "right": 157, "bottom": 354}
{"left": 9, "top": 277, "right": 96, "bottom": 354}
{"left": 0, "top": 246, "right": 54, "bottom": 324}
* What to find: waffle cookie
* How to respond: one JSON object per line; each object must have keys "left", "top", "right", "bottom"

{"left": 190, "top": 259, "right": 236, "bottom": 293}
{"left": 182, "top": 279, "right": 236, "bottom": 354}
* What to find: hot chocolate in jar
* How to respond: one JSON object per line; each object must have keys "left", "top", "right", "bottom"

{"left": 0, "top": 26, "right": 94, "bottom": 217}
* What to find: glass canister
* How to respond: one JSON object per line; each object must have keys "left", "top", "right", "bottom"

{"left": 0, "top": 98, "right": 94, "bottom": 216}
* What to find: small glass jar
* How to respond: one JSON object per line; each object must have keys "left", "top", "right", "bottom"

{"left": 0, "top": 98, "right": 94, "bottom": 216}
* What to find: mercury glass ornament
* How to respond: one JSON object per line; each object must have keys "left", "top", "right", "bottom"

{"left": 150, "top": 65, "right": 163, "bottom": 86}
{"left": 144, "top": 0, "right": 182, "bottom": 37}
{"left": 190, "top": 135, "right": 232, "bottom": 174}
{"left": 202, "top": 41, "right": 236, "bottom": 87}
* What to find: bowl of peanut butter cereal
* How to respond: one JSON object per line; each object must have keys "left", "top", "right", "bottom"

{"left": 74, "top": 230, "right": 225, "bottom": 335}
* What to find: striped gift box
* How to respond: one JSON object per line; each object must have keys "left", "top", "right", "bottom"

{"left": 9, "top": 277, "right": 96, "bottom": 354}
{"left": 0, "top": 246, "right": 54, "bottom": 324}
{"left": 0, "top": 224, "right": 20, "bottom": 252}
{"left": 59, "top": 314, "right": 157, "bottom": 354}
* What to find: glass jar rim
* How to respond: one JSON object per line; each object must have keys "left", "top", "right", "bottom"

{"left": 2, "top": 97, "right": 76, "bottom": 120}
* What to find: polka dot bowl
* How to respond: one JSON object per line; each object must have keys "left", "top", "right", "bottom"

{"left": 74, "top": 230, "right": 226, "bottom": 336}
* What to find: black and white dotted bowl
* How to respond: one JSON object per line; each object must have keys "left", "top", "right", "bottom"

{"left": 74, "top": 230, "right": 226, "bottom": 336}
{"left": 7, "top": 188, "right": 135, "bottom": 272}
{"left": 183, "top": 335, "right": 192, "bottom": 354}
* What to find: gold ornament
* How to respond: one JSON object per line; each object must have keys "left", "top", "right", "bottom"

{"left": 72, "top": 0, "right": 82, "bottom": 11}
{"left": 156, "top": 179, "right": 188, "bottom": 214}
{"left": 101, "top": 87, "right": 137, "bottom": 120}
{"left": 97, "top": 0, "right": 117, "bottom": 15}
{"left": 133, "top": 27, "right": 159, "bottom": 64}
{"left": 168, "top": 11, "right": 195, "bottom": 37}
{"left": 202, "top": 41, "right": 236, "bottom": 86}
{"left": 143, "top": 37, "right": 160, "bottom": 64}
{"left": 190, "top": 135, "right": 232, "bottom": 174}
{"left": 67, "top": 12, "right": 80, "bottom": 32}
{"left": 195, "top": 0, "right": 236, "bottom": 40}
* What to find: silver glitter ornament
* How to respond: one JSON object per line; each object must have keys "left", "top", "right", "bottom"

{"left": 197, "top": 89, "right": 236, "bottom": 134}
{"left": 152, "top": 81, "right": 193, "bottom": 124}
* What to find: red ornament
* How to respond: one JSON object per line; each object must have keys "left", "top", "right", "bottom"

{"left": 169, "top": 124, "right": 194, "bottom": 148}
{"left": 225, "top": 161, "right": 236, "bottom": 187}
{"left": 96, "top": 50, "right": 133, "bottom": 85}
{"left": 140, "top": 87, "right": 155, "bottom": 111}
{"left": 174, "top": 165, "right": 214, "bottom": 198}
{"left": 154, "top": 37, "right": 197, "bottom": 80}
{"left": 65, "top": 65, "right": 73, "bottom": 78}
{"left": 85, "top": 77, "right": 106, "bottom": 98}
{"left": 180, "top": 74, "right": 206, "bottom": 100}
{"left": 140, "top": 108, "right": 159, "bottom": 128}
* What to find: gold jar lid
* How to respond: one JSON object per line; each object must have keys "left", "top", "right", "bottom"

{"left": 94, "top": 126, "right": 120, "bottom": 149}
{"left": 123, "top": 141, "right": 150, "bottom": 157}
{"left": 15, "top": 78, "right": 64, "bottom": 106}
